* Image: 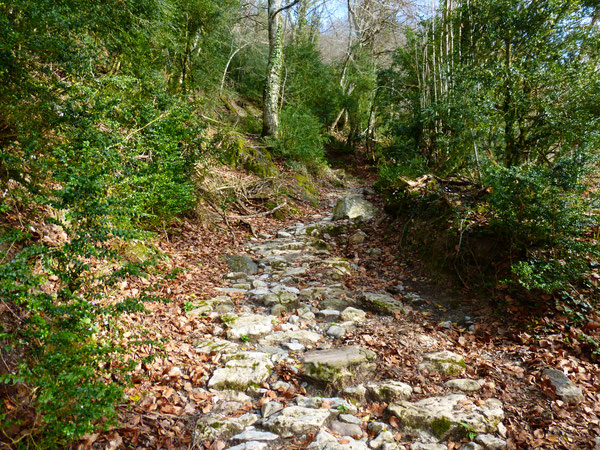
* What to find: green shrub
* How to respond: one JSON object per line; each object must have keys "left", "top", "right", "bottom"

{"left": 272, "top": 105, "right": 327, "bottom": 169}
{"left": 484, "top": 157, "right": 598, "bottom": 293}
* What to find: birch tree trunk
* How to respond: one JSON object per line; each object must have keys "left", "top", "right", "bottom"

{"left": 262, "top": 0, "right": 285, "bottom": 137}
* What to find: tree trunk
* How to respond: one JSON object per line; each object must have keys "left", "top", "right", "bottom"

{"left": 262, "top": 0, "right": 285, "bottom": 137}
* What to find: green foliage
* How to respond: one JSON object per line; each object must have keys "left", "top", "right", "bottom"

{"left": 0, "top": 0, "right": 224, "bottom": 445}
{"left": 484, "top": 159, "right": 598, "bottom": 292}
{"left": 271, "top": 105, "right": 328, "bottom": 170}
{"left": 376, "top": 0, "right": 600, "bottom": 296}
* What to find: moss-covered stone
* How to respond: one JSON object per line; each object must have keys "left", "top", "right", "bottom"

{"left": 223, "top": 134, "right": 279, "bottom": 178}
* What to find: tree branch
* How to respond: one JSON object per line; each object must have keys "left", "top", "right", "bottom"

{"left": 273, "top": 0, "right": 300, "bottom": 18}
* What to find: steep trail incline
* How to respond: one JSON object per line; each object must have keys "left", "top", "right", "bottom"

{"left": 100, "top": 182, "right": 598, "bottom": 449}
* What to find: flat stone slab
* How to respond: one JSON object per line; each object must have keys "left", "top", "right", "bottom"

{"left": 361, "top": 292, "right": 408, "bottom": 315}
{"left": 226, "top": 315, "right": 275, "bottom": 341}
{"left": 308, "top": 430, "right": 368, "bottom": 449}
{"left": 418, "top": 350, "right": 466, "bottom": 374}
{"left": 366, "top": 380, "right": 413, "bottom": 403}
{"left": 300, "top": 286, "right": 350, "bottom": 301}
{"left": 196, "top": 338, "right": 240, "bottom": 354}
{"left": 258, "top": 330, "right": 322, "bottom": 348}
{"left": 262, "top": 406, "right": 334, "bottom": 438}
{"left": 208, "top": 352, "right": 273, "bottom": 391}
{"left": 387, "top": 394, "right": 504, "bottom": 440}
{"left": 542, "top": 368, "right": 584, "bottom": 405}
{"left": 229, "top": 442, "right": 269, "bottom": 450}
{"left": 445, "top": 378, "right": 483, "bottom": 392}
{"left": 302, "top": 346, "right": 377, "bottom": 388}
{"left": 230, "top": 427, "right": 279, "bottom": 443}
{"left": 296, "top": 396, "right": 358, "bottom": 414}
{"left": 195, "top": 413, "right": 259, "bottom": 443}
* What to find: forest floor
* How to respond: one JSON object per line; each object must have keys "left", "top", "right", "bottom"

{"left": 87, "top": 167, "right": 600, "bottom": 450}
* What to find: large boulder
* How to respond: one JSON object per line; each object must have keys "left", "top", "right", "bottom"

{"left": 387, "top": 394, "right": 504, "bottom": 440}
{"left": 333, "top": 195, "right": 377, "bottom": 221}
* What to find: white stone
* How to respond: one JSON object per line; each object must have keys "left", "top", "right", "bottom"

{"left": 369, "top": 431, "right": 395, "bottom": 449}
{"left": 226, "top": 315, "right": 275, "bottom": 341}
{"left": 387, "top": 394, "right": 504, "bottom": 440}
{"left": 262, "top": 406, "right": 334, "bottom": 438}
{"left": 475, "top": 434, "right": 507, "bottom": 449}
{"left": 340, "top": 307, "right": 367, "bottom": 322}
{"left": 208, "top": 352, "right": 273, "bottom": 391}
{"left": 230, "top": 427, "right": 279, "bottom": 442}
{"left": 445, "top": 378, "right": 483, "bottom": 392}
{"left": 418, "top": 350, "right": 465, "bottom": 374}
{"left": 258, "top": 330, "right": 321, "bottom": 348}
{"left": 367, "top": 380, "right": 413, "bottom": 402}
{"left": 308, "top": 430, "right": 369, "bottom": 450}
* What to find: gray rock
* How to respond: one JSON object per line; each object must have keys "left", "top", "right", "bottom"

{"left": 361, "top": 292, "right": 408, "bottom": 315}
{"left": 233, "top": 283, "right": 252, "bottom": 290}
{"left": 295, "top": 396, "right": 358, "bottom": 414}
{"left": 475, "top": 434, "right": 507, "bottom": 449}
{"left": 229, "top": 442, "right": 269, "bottom": 450}
{"left": 320, "top": 258, "right": 353, "bottom": 279}
{"left": 308, "top": 430, "right": 369, "bottom": 450}
{"left": 208, "top": 352, "right": 272, "bottom": 391}
{"left": 277, "top": 230, "right": 293, "bottom": 238}
{"left": 225, "top": 271, "right": 249, "bottom": 280}
{"left": 330, "top": 420, "right": 363, "bottom": 437}
{"left": 195, "top": 413, "right": 259, "bottom": 443}
{"left": 418, "top": 350, "right": 466, "bottom": 374}
{"left": 349, "top": 231, "right": 367, "bottom": 245}
{"left": 340, "top": 307, "right": 367, "bottom": 322}
{"left": 340, "top": 414, "right": 363, "bottom": 425}
{"left": 333, "top": 195, "right": 377, "bottom": 221}
{"left": 342, "top": 384, "right": 368, "bottom": 403}
{"left": 196, "top": 338, "right": 240, "bottom": 354}
{"left": 327, "top": 325, "right": 347, "bottom": 339}
{"left": 382, "top": 444, "right": 401, "bottom": 450}
{"left": 542, "top": 368, "right": 584, "bottom": 405}
{"left": 227, "top": 255, "right": 259, "bottom": 275}
{"left": 283, "top": 341, "right": 305, "bottom": 352}
{"left": 272, "top": 380, "right": 291, "bottom": 391}
{"left": 252, "top": 279, "right": 268, "bottom": 289}
{"left": 412, "top": 444, "right": 448, "bottom": 450}
{"left": 262, "top": 406, "right": 334, "bottom": 438}
{"left": 445, "top": 378, "right": 483, "bottom": 392}
{"left": 261, "top": 401, "right": 284, "bottom": 419}
{"left": 318, "top": 309, "right": 342, "bottom": 321}
{"left": 321, "top": 297, "right": 355, "bottom": 311}
{"left": 387, "top": 394, "right": 504, "bottom": 440}
{"left": 369, "top": 430, "right": 395, "bottom": 449}
{"left": 258, "top": 330, "right": 321, "bottom": 348}
{"left": 230, "top": 427, "right": 279, "bottom": 443}
{"left": 367, "top": 421, "right": 388, "bottom": 435}
{"left": 366, "top": 380, "right": 413, "bottom": 402}
{"left": 301, "top": 286, "right": 350, "bottom": 301}
{"left": 226, "top": 315, "right": 275, "bottom": 341}
{"left": 303, "top": 346, "right": 377, "bottom": 388}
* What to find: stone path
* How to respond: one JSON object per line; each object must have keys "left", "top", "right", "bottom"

{"left": 192, "top": 191, "right": 508, "bottom": 449}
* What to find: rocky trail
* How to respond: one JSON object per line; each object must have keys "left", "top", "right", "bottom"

{"left": 102, "top": 184, "right": 600, "bottom": 450}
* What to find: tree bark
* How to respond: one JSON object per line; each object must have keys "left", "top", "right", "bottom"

{"left": 262, "top": 0, "right": 285, "bottom": 137}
